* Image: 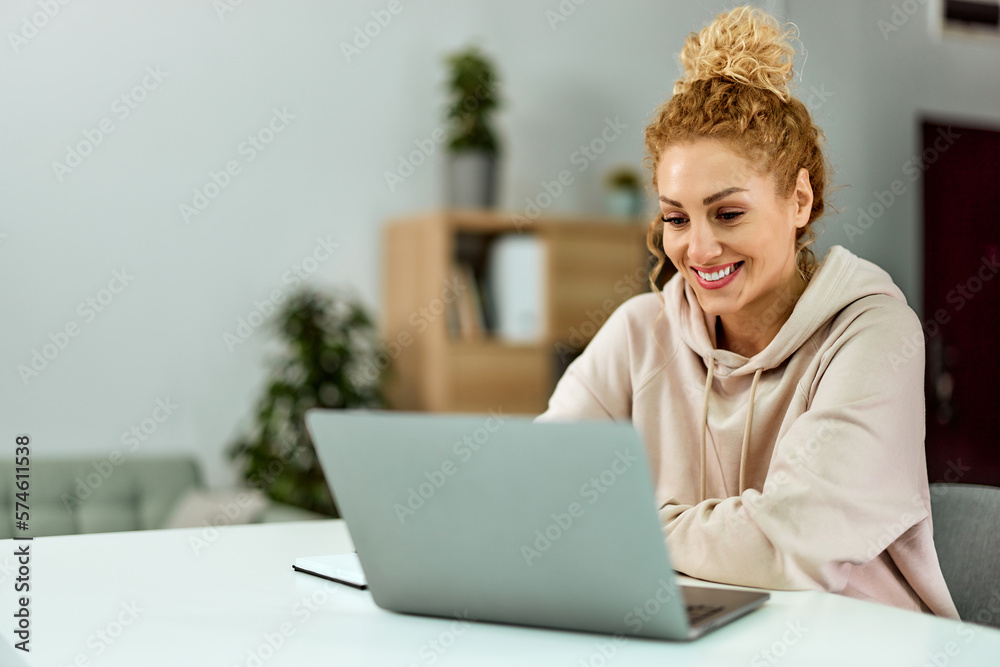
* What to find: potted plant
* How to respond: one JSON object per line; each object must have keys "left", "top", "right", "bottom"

{"left": 444, "top": 45, "right": 503, "bottom": 209}
{"left": 227, "top": 287, "right": 386, "bottom": 517}
{"left": 604, "top": 166, "right": 644, "bottom": 221}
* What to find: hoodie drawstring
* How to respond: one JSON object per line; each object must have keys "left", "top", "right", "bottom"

{"left": 699, "top": 361, "right": 763, "bottom": 502}
{"left": 739, "top": 368, "right": 763, "bottom": 495}
{"left": 699, "top": 359, "right": 714, "bottom": 503}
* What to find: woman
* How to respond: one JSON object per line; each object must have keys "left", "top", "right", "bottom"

{"left": 537, "top": 6, "right": 959, "bottom": 619}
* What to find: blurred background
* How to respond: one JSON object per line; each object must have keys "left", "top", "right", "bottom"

{"left": 1, "top": 0, "right": 998, "bottom": 534}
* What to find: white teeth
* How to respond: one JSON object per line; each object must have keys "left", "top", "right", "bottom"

{"left": 696, "top": 263, "right": 739, "bottom": 282}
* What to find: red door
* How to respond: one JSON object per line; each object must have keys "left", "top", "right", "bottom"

{"left": 922, "top": 119, "right": 1000, "bottom": 487}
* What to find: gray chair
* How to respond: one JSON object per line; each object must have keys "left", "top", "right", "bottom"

{"left": 929, "top": 482, "right": 1000, "bottom": 628}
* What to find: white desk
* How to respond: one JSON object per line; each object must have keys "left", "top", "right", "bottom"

{"left": 2, "top": 520, "right": 998, "bottom": 666}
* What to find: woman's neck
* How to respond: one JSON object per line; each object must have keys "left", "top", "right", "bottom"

{"left": 715, "top": 271, "right": 808, "bottom": 357}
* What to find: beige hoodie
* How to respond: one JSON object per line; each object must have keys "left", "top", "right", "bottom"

{"left": 536, "top": 245, "right": 960, "bottom": 619}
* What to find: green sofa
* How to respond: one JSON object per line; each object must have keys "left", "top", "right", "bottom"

{"left": 0, "top": 455, "right": 324, "bottom": 538}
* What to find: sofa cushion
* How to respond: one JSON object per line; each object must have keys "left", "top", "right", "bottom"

{"left": 164, "top": 488, "right": 268, "bottom": 529}
{"left": 0, "top": 456, "right": 201, "bottom": 538}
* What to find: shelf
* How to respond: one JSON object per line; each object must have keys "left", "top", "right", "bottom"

{"left": 383, "top": 209, "right": 654, "bottom": 415}
{"left": 445, "top": 337, "right": 545, "bottom": 351}
{"left": 409, "top": 208, "right": 654, "bottom": 234}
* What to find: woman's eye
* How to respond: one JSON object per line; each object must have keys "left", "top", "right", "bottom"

{"left": 661, "top": 212, "right": 742, "bottom": 226}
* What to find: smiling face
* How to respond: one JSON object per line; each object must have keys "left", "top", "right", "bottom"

{"left": 655, "top": 139, "right": 812, "bottom": 331}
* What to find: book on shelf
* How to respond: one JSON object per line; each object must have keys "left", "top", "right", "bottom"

{"left": 448, "top": 262, "right": 485, "bottom": 340}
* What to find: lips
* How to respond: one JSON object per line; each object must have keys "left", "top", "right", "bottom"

{"left": 691, "top": 261, "right": 743, "bottom": 290}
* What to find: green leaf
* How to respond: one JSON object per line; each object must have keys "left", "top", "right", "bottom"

{"left": 226, "top": 285, "right": 383, "bottom": 518}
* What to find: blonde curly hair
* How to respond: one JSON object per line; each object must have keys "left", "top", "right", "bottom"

{"left": 643, "top": 5, "right": 831, "bottom": 287}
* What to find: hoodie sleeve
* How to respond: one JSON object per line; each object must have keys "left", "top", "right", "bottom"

{"left": 659, "top": 296, "right": 937, "bottom": 598}
{"left": 534, "top": 296, "right": 645, "bottom": 423}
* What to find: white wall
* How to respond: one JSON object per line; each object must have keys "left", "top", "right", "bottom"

{"left": 789, "top": 0, "right": 1000, "bottom": 309}
{"left": 2, "top": 0, "right": 996, "bottom": 485}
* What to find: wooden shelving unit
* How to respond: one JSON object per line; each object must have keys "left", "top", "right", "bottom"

{"left": 382, "top": 209, "right": 656, "bottom": 415}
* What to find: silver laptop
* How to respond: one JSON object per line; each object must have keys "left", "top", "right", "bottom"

{"left": 304, "top": 409, "right": 769, "bottom": 641}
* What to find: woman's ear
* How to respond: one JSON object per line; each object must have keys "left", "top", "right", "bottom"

{"left": 793, "top": 168, "right": 813, "bottom": 230}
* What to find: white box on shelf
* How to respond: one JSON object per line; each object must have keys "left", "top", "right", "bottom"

{"left": 485, "top": 235, "right": 546, "bottom": 342}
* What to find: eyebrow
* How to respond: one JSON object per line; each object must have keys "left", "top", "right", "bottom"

{"left": 659, "top": 187, "right": 749, "bottom": 208}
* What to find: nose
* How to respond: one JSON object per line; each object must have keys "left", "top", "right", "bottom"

{"left": 687, "top": 217, "right": 723, "bottom": 266}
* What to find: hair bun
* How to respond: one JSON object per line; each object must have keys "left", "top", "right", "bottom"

{"left": 674, "top": 6, "right": 798, "bottom": 103}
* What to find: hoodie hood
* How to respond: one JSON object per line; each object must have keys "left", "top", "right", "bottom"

{"left": 666, "top": 245, "right": 909, "bottom": 377}
{"left": 664, "top": 245, "right": 909, "bottom": 501}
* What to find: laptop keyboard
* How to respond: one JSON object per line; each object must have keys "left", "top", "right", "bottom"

{"left": 686, "top": 603, "right": 725, "bottom": 625}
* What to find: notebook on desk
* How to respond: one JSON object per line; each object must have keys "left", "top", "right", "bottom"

{"left": 293, "top": 552, "right": 367, "bottom": 589}
{"left": 303, "top": 409, "right": 769, "bottom": 641}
